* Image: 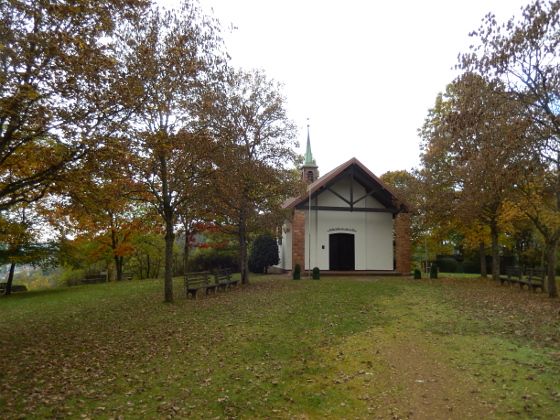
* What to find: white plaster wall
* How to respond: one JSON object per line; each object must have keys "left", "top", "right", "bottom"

{"left": 305, "top": 208, "right": 393, "bottom": 271}
{"left": 364, "top": 212, "right": 393, "bottom": 270}
{"left": 277, "top": 175, "right": 394, "bottom": 272}
{"left": 303, "top": 175, "right": 393, "bottom": 270}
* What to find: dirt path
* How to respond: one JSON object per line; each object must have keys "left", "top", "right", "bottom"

{"left": 376, "top": 330, "right": 493, "bottom": 419}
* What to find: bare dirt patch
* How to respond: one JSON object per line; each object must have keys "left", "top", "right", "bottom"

{"left": 376, "top": 330, "right": 493, "bottom": 419}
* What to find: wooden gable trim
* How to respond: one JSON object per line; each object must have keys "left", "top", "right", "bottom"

{"left": 295, "top": 165, "right": 399, "bottom": 212}
{"left": 295, "top": 205, "right": 398, "bottom": 213}
{"left": 285, "top": 157, "right": 412, "bottom": 213}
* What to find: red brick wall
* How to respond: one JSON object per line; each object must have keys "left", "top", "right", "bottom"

{"left": 292, "top": 210, "right": 306, "bottom": 271}
{"left": 395, "top": 212, "right": 412, "bottom": 274}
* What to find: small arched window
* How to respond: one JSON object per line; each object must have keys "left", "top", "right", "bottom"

{"left": 307, "top": 171, "right": 314, "bottom": 181}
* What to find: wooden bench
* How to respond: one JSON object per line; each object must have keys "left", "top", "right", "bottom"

{"left": 83, "top": 274, "right": 107, "bottom": 284}
{"left": 523, "top": 268, "right": 545, "bottom": 292}
{"left": 0, "top": 283, "right": 28, "bottom": 293}
{"left": 184, "top": 272, "right": 217, "bottom": 299}
{"left": 499, "top": 267, "right": 545, "bottom": 292}
{"left": 499, "top": 266, "right": 523, "bottom": 286}
{"left": 214, "top": 268, "right": 239, "bottom": 291}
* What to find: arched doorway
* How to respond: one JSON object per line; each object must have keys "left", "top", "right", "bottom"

{"left": 329, "top": 233, "right": 355, "bottom": 271}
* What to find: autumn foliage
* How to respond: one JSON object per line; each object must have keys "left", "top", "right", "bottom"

{"left": 0, "top": 1, "right": 302, "bottom": 300}
{"left": 419, "top": 0, "right": 560, "bottom": 297}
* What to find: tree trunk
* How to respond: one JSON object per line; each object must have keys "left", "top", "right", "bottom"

{"left": 110, "top": 215, "right": 122, "bottom": 281}
{"left": 490, "top": 222, "right": 500, "bottom": 281}
{"left": 146, "top": 254, "right": 150, "bottom": 279}
{"left": 164, "top": 219, "right": 175, "bottom": 302}
{"left": 479, "top": 242, "right": 487, "bottom": 278}
{"left": 239, "top": 210, "right": 249, "bottom": 284}
{"left": 160, "top": 154, "right": 174, "bottom": 303}
{"left": 545, "top": 240, "right": 559, "bottom": 298}
{"left": 4, "top": 262, "right": 15, "bottom": 296}
{"left": 114, "top": 255, "right": 123, "bottom": 281}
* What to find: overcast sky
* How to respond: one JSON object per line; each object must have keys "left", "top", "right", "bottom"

{"left": 161, "top": 0, "right": 531, "bottom": 177}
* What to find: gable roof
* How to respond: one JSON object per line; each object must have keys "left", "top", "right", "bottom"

{"left": 283, "top": 157, "right": 411, "bottom": 213}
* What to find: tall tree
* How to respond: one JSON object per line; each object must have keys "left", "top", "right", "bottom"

{"left": 419, "top": 73, "right": 528, "bottom": 281}
{"left": 119, "top": 3, "right": 225, "bottom": 302}
{"left": 206, "top": 68, "right": 303, "bottom": 284}
{"left": 0, "top": 0, "right": 148, "bottom": 211}
{"left": 459, "top": 0, "right": 560, "bottom": 296}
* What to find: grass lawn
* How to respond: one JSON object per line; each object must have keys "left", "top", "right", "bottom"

{"left": 1, "top": 274, "right": 560, "bottom": 419}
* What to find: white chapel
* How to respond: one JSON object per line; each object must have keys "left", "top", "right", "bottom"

{"left": 276, "top": 130, "right": 412, "bottom": 274}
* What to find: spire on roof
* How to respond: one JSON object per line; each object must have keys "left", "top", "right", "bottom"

{"left": 301, "top": 120, "right": 318, "bottom": 182}
{"left": 304, "top": 122, "right": 315, "bottom": 165}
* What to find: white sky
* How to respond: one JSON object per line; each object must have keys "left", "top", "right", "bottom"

{"left": 161, "top": 0, "right": 530, "bottom": 177}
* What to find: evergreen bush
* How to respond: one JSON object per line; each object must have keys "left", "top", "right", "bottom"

{"left": 189, "top": 246, "right": 240, "bottom": 273}
{"left": 459, "top": 260, "right": 480, "bottom": 274}
{"left": 312, "top": 267, "right": 320, "bottom": 280}
{"left": 435, "top": 258, "right": 458, "bottom": 273}
{"left": 430, "top": 264, "right": 438, "bottom": 279}
{"left": 293, "top": 264, "right": 301, "bottom": 280}
{"left": 248, "top": 233, "right": 279, "bottom": 274}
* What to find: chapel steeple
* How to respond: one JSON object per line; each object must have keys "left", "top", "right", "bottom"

{"left": 300, "top": 122, "right": 319, "bottom": 182}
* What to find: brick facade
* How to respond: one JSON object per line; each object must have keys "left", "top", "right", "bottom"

{"left": 291, "top": 210, "right": 306, "bottom": 271}
{"left": 395, "top": 212, "right": 412, "bottom": 274}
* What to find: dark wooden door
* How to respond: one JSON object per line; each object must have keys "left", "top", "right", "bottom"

{"left": 329, "top": 233, "right": 355, "bottom": 271}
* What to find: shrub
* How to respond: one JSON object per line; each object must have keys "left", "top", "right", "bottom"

{"left": 414, "top": 269, "right": 421, "bottom": 279}
{"left": 430, "top": 264, "right": 438, "bottom": 279}
{"left": 189, "top": 246, "right": 240, "bottom": 272}
{"left": 60, "top": 268, "right": 86, "bottom": 287}
{"left": 312, "top": 267, "right": 320, "bottom": 280}
{"left": 293, "top": 264, "right": 301, "bottom": 280}
{"left": 435, "top": 258, "right": 458, "bottom": 273}
{"left": 248, "top": 233, "right": 279, "bottom": 274}
{"left": 459, "top": 260, "right": 480, "bottom": 274}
